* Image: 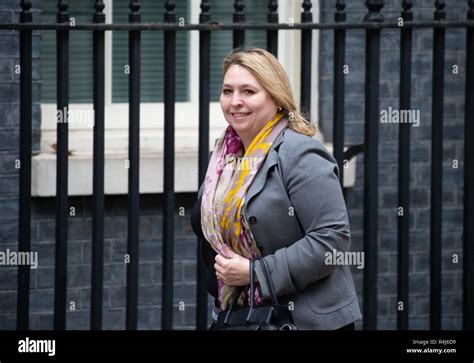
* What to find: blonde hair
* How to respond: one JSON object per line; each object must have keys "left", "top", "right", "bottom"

{"left": 222, "top": 47, "right": 317, "bottom": 137}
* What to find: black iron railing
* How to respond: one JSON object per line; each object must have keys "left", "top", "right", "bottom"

{"left": 3, "top": 0, "right": 473, "bottom": 331}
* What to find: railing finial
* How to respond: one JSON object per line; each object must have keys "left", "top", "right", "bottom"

{"left": 335, "top": 0, "right": 346, "bottom": 22}
{"left": 94, "top": 0, "right": 105, "bottom": 23}
{"left": 200, "top": 0, "right": 211, "bottom": 23}
{"left": 233, "top": 0, "right": 245, "bottom": 23}
{"left": 268, "top": 0, "right": 278, "bottom": 14}
{"left": 434, "top": 0, "right": 446, "bottom": 21}
{"left": 302, "top": 0, "right": 313, "bottom": 23}
{"left": 164, "top": 0, "right": 176, "bottom": 23}
{"left": 20, "top": 0, "right": 32, "bottom": 23}
{"left": 129, "top": 0, "right": 140, "bottom": 23}
{"left": 57, "top": 0, "right": 69, "bottom": 23}
{"left": 401, "top": 0, "right": 413, "bottom": 21}
{"left": 364, "top": 0, "right": 384, "bottom": 23}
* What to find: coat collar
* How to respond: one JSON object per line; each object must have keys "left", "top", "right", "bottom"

{"left": 244, "top": 127, "right": 288, "bottom": 210}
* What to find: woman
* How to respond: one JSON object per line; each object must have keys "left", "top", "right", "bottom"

{"left": 191, "top": 47, "right": 361, "bottom": 330}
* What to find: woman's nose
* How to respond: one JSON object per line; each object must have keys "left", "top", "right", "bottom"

{"left": 230, "top": 93, "right": 243, "bottom": 107}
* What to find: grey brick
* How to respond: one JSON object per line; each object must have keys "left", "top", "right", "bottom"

{"left": 138, "top": 285, "right": 162, "bottom": 307}
{"left": 137, "top": 307, "right": 158, "bottom": 330}
{"left": 29, "top": 289, "right": 54, "bottom": 312}
{"left": 442, "top": 294, "right": 462, "bottom": 315}
{"left": 30, "top": 313, "right": 53, "bottom": 330}
{"left": 0, "top": 267, "right": 16, "bottom": 291}
{"left": 442, "top": 252, "right": 462, "bottom": 271}
{"left": 0, "top": 152, "right": 19, "bottom": 175}
{"left": 411, "top": 142, "right": 430, "bottom": 163}
{"left": 0, "top": 313, "right": 15, "bottom": 329}
{"left": 0, "top": 199, "right": 18, "bottom": 222}
{"left": 378, "top": 275, "right": 396, "bottom": 296}
{"left": 104, "top": 263, "right": 126, "bottom": 287}
{"left": 380, "top": 233, "right": 397, "bottom": 253}
{"left": 183, "top": 261, "right": 196, "bottom": 282}
{"left": 414, "top": 253, "right": 429, "bottom": 273}
{"left": 68, "top": 218, "right": 93, "bottom": 241}
{"left": 0, "top": 222, "right": 18, "bottom": 242}
{"left": 410, "top": 317, "right": 429, "bottom": 330}
{"left": 0, "top": 57, "right": 13, "bottom": 81}
{"left": 410, "top": 231, "right": 429, "bottom": 250}
{"left": 103, "top": 308, "right": 125, "bottom": 330}
{"left": 410, "top": 273, "right": 429, "bottom": 296}
{"left": 138, "top": 239, "right": 162, "bottom": 262}
{"left": 0, "top": 128, "right": 20, "bottom": 153}
{"left": 415, "top": 296, "right": 429, "bottom": 316}
{"left": 442, "top": 316, "right": 462, "bottom": 330}
{"left": 104, "top": 216, "right": 127, "bottom": 238}
{"left": 173, "top": 283, "right": 196, "bottom": 304}
{"left": 66, "top": 310, "right": 89, "bottom": 330}
{"left": 67, "top": 265, "right": 91, "bottom": 288}
{"left": 442, "top": 273, "right": 461, "bottom": 294}
{"left": 154, "top": 259, "right": 186, "bottom": 286}
{"left": 107, "top": 286, "right": 126, "bottom": 309}
{"left": 184, "top": 304, "right": 196, "bottom": 328}
{"left": 36, "top": 267, "right": 54, "bottom": 289}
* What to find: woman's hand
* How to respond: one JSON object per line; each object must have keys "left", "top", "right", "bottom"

{"left": 214, "top": 246, "right": 252, "bottom": 286}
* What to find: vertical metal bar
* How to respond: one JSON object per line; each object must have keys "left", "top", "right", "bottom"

{"left": 300, "top": 0, "right": 312, "bottom": 118}
{"left": 17, "top": 0, "right": 33, "bottom": 331}
{"left": 54, "top": 0, "right": 69, "bottom": 331}
{"left": 397, "top": 0, "right": 413, "bottom": 331}
{"left": 162, "top": 0, "right": 176, "bottom": 331}
{"left": 233, "top": 0, "right": 245, "bottom": 49}
{"left": 463, "top": 0, "right": 474, "bottom": 331}
{"left": 430, "top": 0, "right": 445, "bottom": 331}
{"left": 363, "top": 0, "right": 384, "bottom": 330}
{"left": 196, "top": 0, "right": 211, "bottom": 331}
{"left": 266, "top": 0, "right": 278, "bottom": 57}
{"left": 126, "top": 0, "right": 141, "bottom": 330}
{"left": 333, "top": 0, "right": 346, "bottom": 188}
{"left": 91, "top": 0, "right": 105, "bottom": 331}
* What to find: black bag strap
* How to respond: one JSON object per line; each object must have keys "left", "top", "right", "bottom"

{"left": 224, "top": 286, "right": 244, "bottom": 324}
{"left": 258, "top": 257, "right": 279, "bottom": 305}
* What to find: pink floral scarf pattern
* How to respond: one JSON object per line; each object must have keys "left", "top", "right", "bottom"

{"left": 201, "top": 112, "right": 288, "bottom": 310}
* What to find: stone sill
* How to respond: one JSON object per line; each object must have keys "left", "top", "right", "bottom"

{"left": 31, "top": 144, "right": 356, "bottom": 197}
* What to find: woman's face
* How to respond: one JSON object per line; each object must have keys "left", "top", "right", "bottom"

{"left": 220, "top": 64, "right": 278, "bottom": 144}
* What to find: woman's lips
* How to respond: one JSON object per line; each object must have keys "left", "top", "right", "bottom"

{"left": 231, "top": 112, "right": 251, "bottom": 121}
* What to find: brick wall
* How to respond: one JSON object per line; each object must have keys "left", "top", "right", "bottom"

{"left": 0, "top": 0, "right": 213, "bottom": 330}
{"left": 319, "top": 0, "right": 466, "bottom": 329}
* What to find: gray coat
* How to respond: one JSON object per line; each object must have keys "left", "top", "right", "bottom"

{"left": 198, "top": 127, "right": 362, "bottom": 330}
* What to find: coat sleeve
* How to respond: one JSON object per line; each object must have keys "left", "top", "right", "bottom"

{"left": 254, "top": 136, "right": 351, "bottom": 300}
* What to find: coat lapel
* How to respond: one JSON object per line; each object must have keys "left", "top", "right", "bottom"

{"left": 244, "top": 127, "right": 287, "bottom": 210}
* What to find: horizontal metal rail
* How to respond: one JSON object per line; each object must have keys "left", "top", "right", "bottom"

{"left": 0, "top": 20, "right": 473, "bottom": 31}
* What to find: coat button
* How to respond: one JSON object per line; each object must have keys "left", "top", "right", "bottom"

{"left": 249, "top": 216, "right": 257, "bottom": 224}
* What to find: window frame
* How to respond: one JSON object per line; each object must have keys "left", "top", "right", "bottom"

{"left": 33, "top": 0, "right": 324, "bottom": 196}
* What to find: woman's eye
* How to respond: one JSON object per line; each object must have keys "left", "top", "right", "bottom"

{"left": 244, "top": 89, "right": 254, "bottom": 94}
{"left": 222, "top": 89, "right": 232, "bottom": 95}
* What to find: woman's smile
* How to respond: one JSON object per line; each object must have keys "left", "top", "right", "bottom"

{"left": 230, "top": 112, "right": 251, "bottom": 121}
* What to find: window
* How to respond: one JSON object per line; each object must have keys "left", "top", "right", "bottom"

{"left": 34, "top": 0, "right": 317, "bottom": 196}
{"left": 40, "top": 0, "right": 190, "bottom": 104}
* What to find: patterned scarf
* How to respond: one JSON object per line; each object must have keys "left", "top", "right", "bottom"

{"left": 201, "top": 112, "right": 288, "bottom": 310}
